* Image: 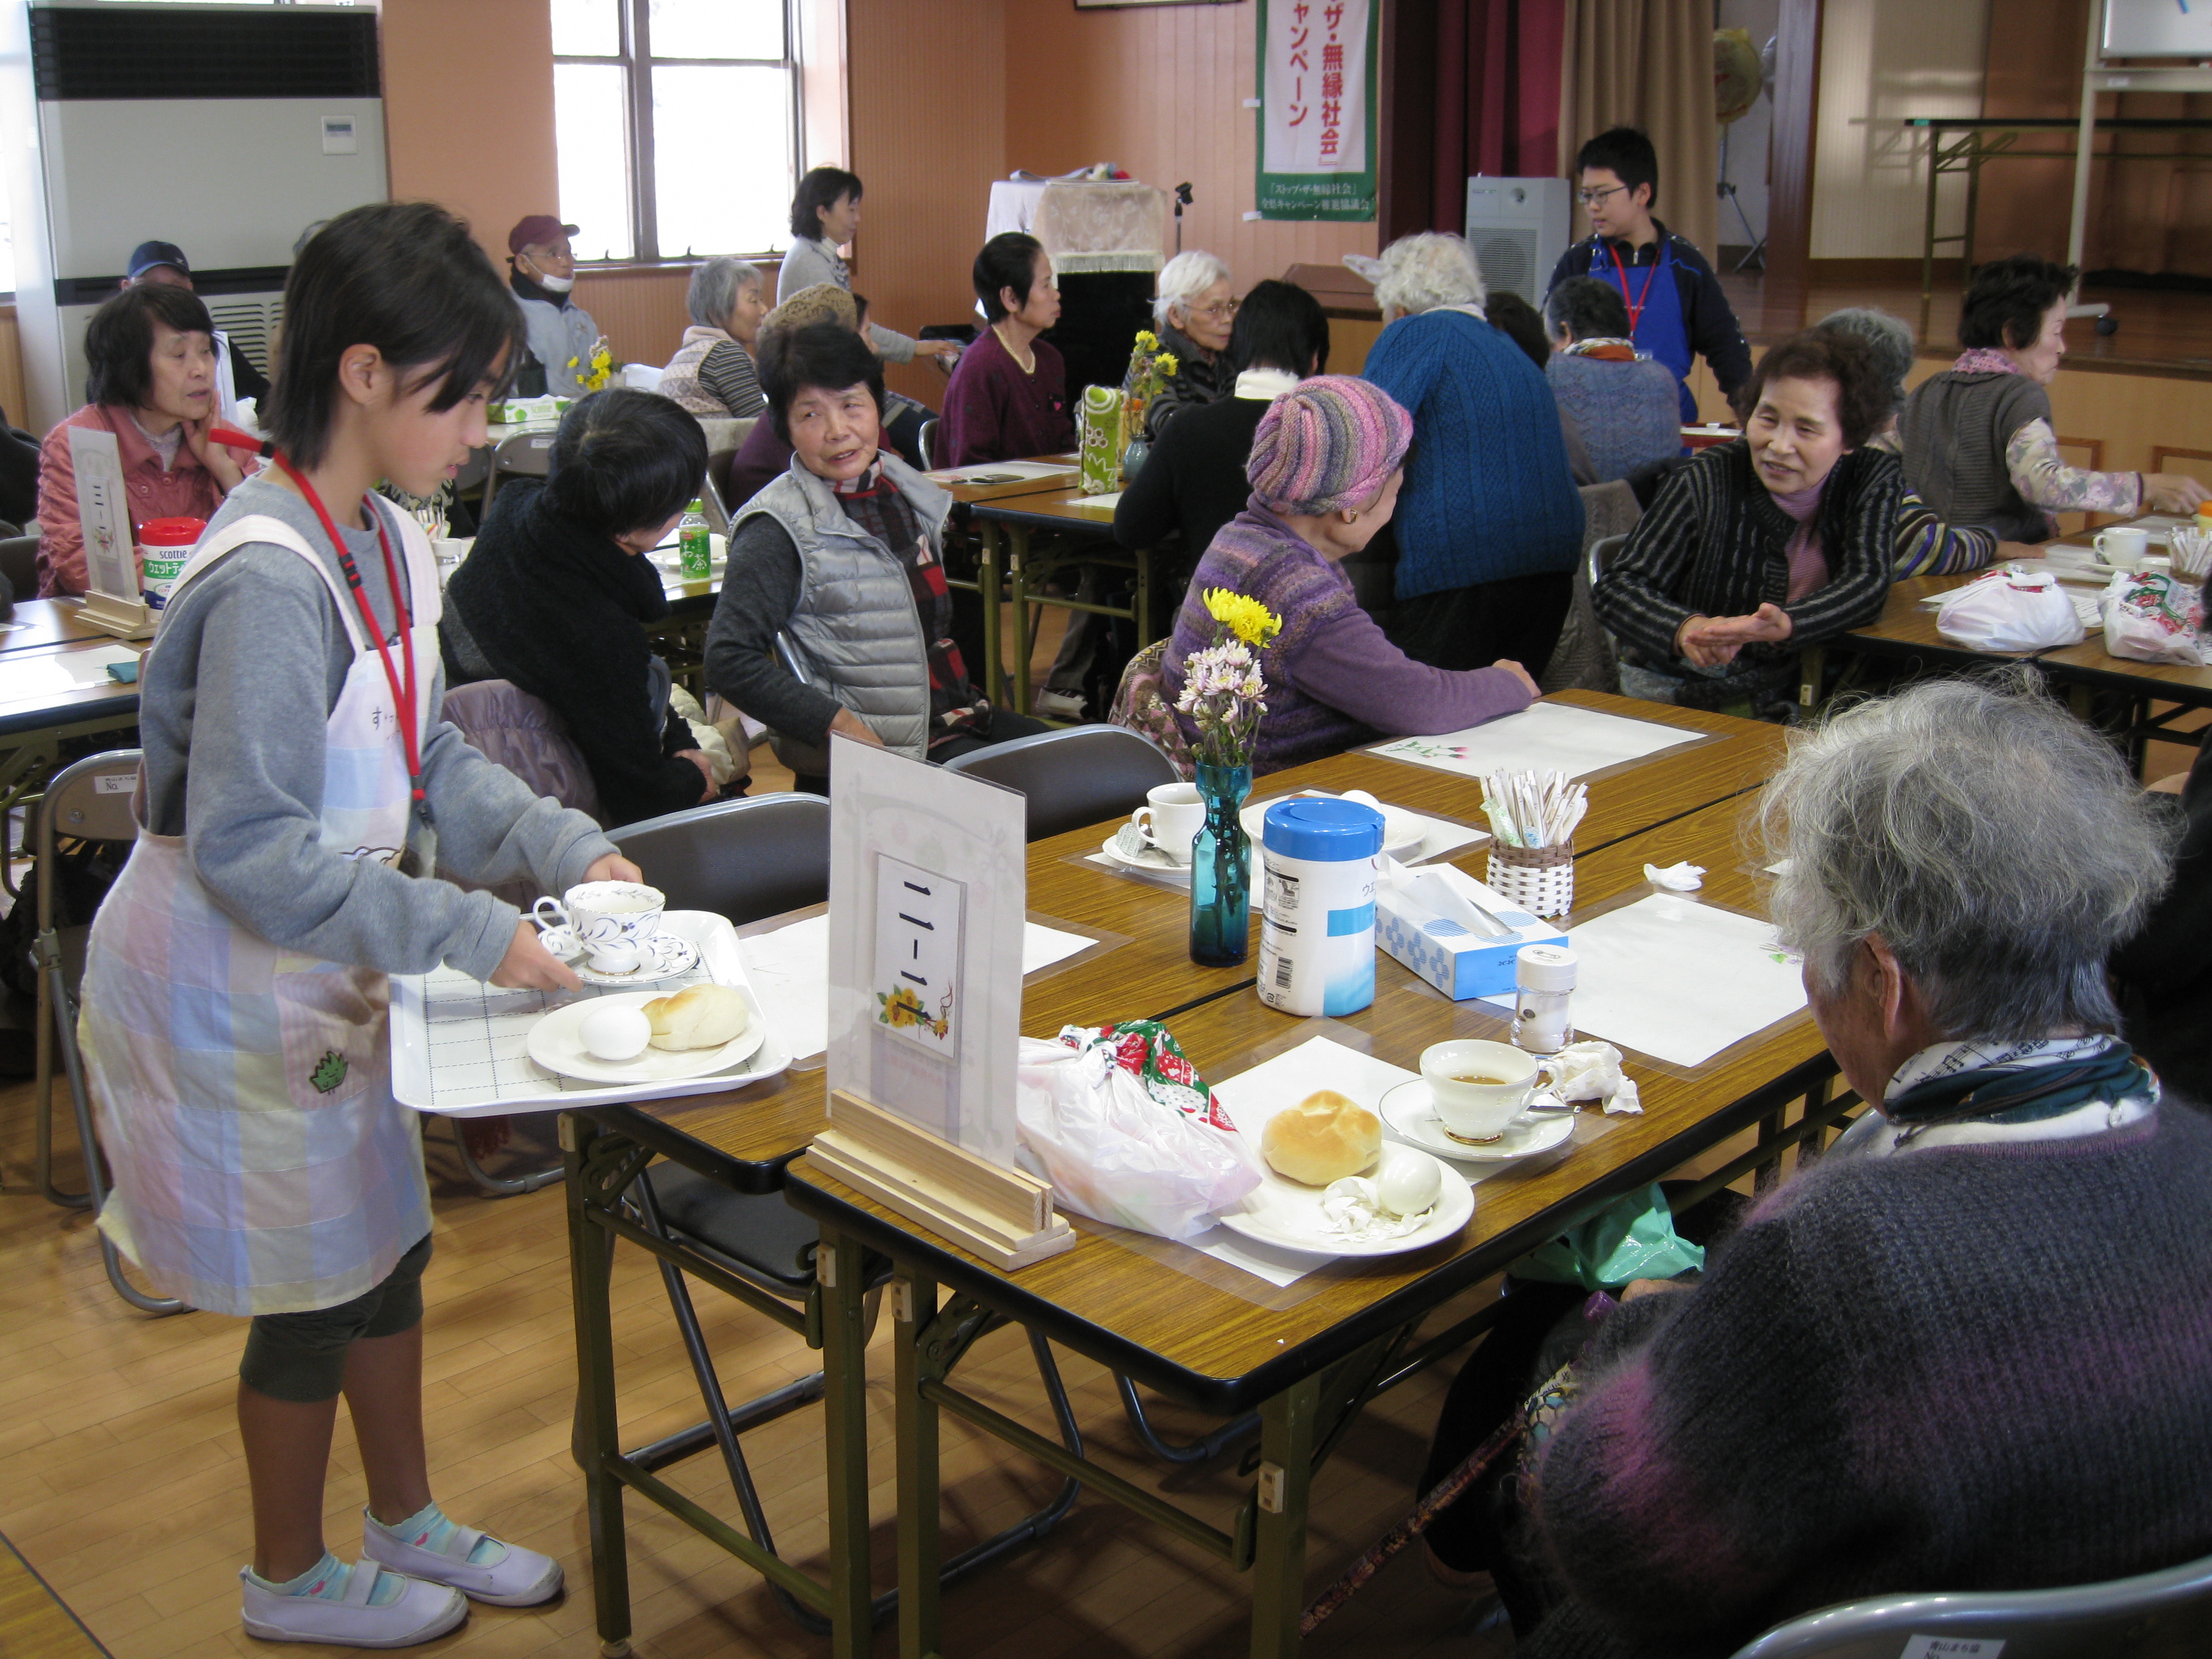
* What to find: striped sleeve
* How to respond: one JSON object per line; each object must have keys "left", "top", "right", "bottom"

{"left": 698, "top": 342, "right": 766, "bottom": 418}
{"left": 1591, "top": 461, "right": 1715, "bottom": 662}
{"left": 1892, "top": 487, "right": 1999, "bottom": 578}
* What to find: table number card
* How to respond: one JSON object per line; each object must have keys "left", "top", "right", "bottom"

{"left": 67, "top": 426, "right": 155, "bottom": 639}
{"left": 813, "top": 735, "right": 1073, "bottom": 1266}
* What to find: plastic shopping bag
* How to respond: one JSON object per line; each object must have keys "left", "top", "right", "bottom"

{"left": 1014, "top": 1021, "right": 1259, "bottom": 1240}
{"left": 2100, "top": 569, "right": 2208, "bottom": 666}
{"left": 1936, "top": 567, "right": 2085, "bottom": 653}
{"left": 1511, "top": 1182, "right": 1704, "bottom": 1291}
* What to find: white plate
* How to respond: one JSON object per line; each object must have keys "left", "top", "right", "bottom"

{"left": 1214, "top": 1146, "right": 1473, "bottom": 1258}
{"left": 572, "top": 936, "right": 702, "bottom": 986}
{"left": 1099, "top": 832, "right": 1190, "bottom": 873}
{"left": 1379, "top": 1078, "right": 1577, "bottom": 1163}
{"left": 525, "top": 990, "right": 767, "bottom": 1084}
{"left": 1241, "top": 790, "right": 1428, "bottom": 861}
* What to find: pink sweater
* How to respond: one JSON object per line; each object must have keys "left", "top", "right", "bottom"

{"left": 36, "top": 404, "right": 223, "bottom": 597}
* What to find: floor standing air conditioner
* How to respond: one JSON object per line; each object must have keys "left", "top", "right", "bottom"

{"left": 0, "top": 2, "right": 388, "bottom": 433}
{"left": 1463, "top": 176, "right": 1572, "bottom": 305}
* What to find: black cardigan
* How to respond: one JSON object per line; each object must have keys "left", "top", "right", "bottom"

{"left": 440, "top": 481, "right": 703, "bottom": 827}
{"left": 1592, "top": 440, "right": 1899, "bottom": 667}
{"left": 1112, "top": 393, "right": 1270, "bottom": 563}
{"left": 2115, "top": 742, "right": 2212, "bottom": 1104}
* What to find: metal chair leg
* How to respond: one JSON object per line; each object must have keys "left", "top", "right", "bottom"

{"left": 34, "top": 931, "right": 88, "bottom": 1208}
{"left": 51, "top": 951, "right": 186, "bottom": 1315}
{"left": 445, "top": 1117, "right": 563, "bottom": 1197}
{"left": 1113, "top": 1372, "right": 1260, "bottom": 1464}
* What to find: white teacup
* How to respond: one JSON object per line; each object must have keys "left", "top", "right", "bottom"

{"left": 1130, "top": 781, "right": 1206, "bottom": 864}
{"left": 1420, "top": 1039, "right": 1563, "bottom": 1144}
{"left": 2095, "top": 526, "right": 2151, "bottom": 571}
{"left": 534, "top": 881, "right": 665, "bottom": 973}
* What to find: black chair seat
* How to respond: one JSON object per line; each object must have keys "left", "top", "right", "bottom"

{"left": 648, "top": 1162, "right": 888, "bottom": 1296}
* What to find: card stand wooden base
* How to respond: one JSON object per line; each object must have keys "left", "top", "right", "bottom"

{"left": 810, "top": 1089, "right": 1074, "bottom": 1270}
{"left": 75, "top": 592, "right": 155, "bottom": 640}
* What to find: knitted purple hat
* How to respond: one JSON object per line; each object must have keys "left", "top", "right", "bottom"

{"left": 1245, "top": 375, "right": 1413, "bottom": 516}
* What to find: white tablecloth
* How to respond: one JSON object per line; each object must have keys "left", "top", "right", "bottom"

{"left": 986, "top": 180, "right": 1167, "bottom": 274}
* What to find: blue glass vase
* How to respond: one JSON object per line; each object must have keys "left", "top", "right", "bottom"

{"left": 1188, "top": 761, "right": 1253, "bottom": 966}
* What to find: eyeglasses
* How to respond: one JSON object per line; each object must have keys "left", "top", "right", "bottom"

{"left": 1188, "top": 299, "right": 1241, "bottom": 321}
{"left": 1577, "top": 184, "right": 1629, "bottom": 210}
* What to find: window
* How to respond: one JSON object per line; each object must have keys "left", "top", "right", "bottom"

{"left": 552, "top": 0, "right": 799, "bottom": 264}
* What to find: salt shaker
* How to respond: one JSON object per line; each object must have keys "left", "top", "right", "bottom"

{"left": 1512, "top": 944, "right": 1578, "bottom": 1053}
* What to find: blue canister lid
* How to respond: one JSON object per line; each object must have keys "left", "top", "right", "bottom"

{"left": 1262, "top": 797, "right": 1384, "bottom": 861}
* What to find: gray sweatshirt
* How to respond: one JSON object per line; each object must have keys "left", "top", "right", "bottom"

{"left": 777, "top": 236, "right": 917, "bottom": 363}
{"left": 140, "top": 476, "right": 617, "bottom": 983}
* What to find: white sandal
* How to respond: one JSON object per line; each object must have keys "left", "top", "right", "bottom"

{"left": 240, "top": 1559, "right": 467, "bottom": 1649}
{"left": 362, "top": 1510, "right": 564, "bottom": 1608}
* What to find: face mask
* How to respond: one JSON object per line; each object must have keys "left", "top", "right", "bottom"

{"left": 523, "top": 259, "right": 573, "bottom": 294}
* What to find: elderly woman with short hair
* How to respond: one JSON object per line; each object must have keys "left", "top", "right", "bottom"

{"left": 1144, "top": 248, "right": 1237, "bottom": 438}
{"left": 1355, "top": 232, "right": 1586, "bottom": 676}
{"left": 1460, "top": 671, "right": 2212, "bottom": 1659}
{"left": 659, "top": 257, "right": 769, "bottom": 418}
{"left": 1543, "top": 275, "right": 1681, "bottom": 483}
{"left": 1899, "top": 253, "right": 2206, "bottom": 540}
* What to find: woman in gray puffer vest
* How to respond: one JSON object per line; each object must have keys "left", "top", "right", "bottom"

{"left": 703, "top": 324, "right": 1048, "bottom": 790}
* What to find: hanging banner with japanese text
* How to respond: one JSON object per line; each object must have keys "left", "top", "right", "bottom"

{"left": 1256, "top": 0, "right": 1377, "bottom": 222}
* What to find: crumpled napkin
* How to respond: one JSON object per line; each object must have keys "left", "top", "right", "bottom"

{"left": 1551, "top": 1039, "right": 1644, "bottom": 1116}
{"left": 1644, "top": 861, "right": 1705, "bottom": 891}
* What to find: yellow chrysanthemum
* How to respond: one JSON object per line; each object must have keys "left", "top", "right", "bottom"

{"left": 1154, "top": 352, "right": 1178, "bottom": 377}
{"left": 1134, "top": 330, "right": 1159, "bottom": 349}
{"left": 1203, "top": 588, "right": 1282, "bottom": 649}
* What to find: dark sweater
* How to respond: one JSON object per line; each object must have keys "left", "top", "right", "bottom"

{"left": 702, "top": 512, "right": 845, "bottom": 746}
{"left": 1160, "top": 505, "right": 1532, "bottom": 775}
{"left": 726, "top": 416, "right": 796, "bottom": 510}
{"left": 1546, "top": 226, "right": 1753, "bottom": 399}
{"left": 936, "top": 327, "right": 1073, "bottom": 469}
{"left": 439, "top": 481, "right": 703, "bottom": 827}
{"left": 2115, "top": 743, "right": 2212, "bottom": 1102}
{"left": 1113, "top": 392, "right": 1271, "bottom": 563}
{"left": 1897, "top": 370, "right": 2056, "bottom": 544}
{"left": 1593, "top": 441, "right": 1897, "bottom": 667}
{"left": 1520, "top": 1098, "right": 2212, "bottom": 1659}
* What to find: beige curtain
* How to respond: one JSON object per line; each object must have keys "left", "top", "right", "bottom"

{"left": 1558, "top": 0, "right": 1719, "bottom": 263}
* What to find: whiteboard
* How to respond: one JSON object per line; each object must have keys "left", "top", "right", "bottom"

{"left": 2104, "top": 0, "right": 2212, "bottom": 57}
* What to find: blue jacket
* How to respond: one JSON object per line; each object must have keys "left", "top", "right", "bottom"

{"left": 1360, "top": 309, "right": 1585, "bottom": 601}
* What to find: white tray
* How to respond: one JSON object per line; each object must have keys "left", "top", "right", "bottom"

{"left": 390, "top": 910, "right": 793, "bottom": 1117}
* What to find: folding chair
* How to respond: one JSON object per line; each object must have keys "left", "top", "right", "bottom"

{"left": 1730, "top": 1547, "right": 2212, "bottom": 1658}
{"left": 479, "top": 431, "right": 555, "bottom": 517}
{"left": 597, "top": 793, "right": 1083, "bottom": 1631}
{"left": 33, "top": 750, "right": 187, "bottom": 1313}
{"left": 941, "top": 724, "right": 1181, "bottom": 842}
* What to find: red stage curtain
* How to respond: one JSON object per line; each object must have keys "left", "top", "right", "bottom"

{"left": 1428, "top": 0, "right": 1567, "bottom": 234}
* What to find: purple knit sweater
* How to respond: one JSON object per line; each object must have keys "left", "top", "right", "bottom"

{"left": 1517, "top": 1098, "right": 2212, "bottom": 1658}
{"left": 1161, "top": 505, "right": 1533, "bottom": 776}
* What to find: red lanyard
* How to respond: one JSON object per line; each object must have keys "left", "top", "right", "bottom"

{"left": 1599, "top": 241, "right": 1662, "bottom": 336}
{"left": 273, "top": 454, "right": 429, "bottom": 826}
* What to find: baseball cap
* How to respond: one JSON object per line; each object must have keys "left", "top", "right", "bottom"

{"left": 126, "top": 240, "right": 190, "bottom": 281}
{"left": 508, "top": 215, "right": 580, "bottom": 255}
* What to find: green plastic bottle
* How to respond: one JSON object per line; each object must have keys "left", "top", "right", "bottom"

{"left": 677, "top": 499, "right": 711, "bottom": 579}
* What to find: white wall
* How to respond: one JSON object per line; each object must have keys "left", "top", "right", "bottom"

{"left": 1717, "top": 0, "right": 1779, "bottom": 253}
{"left": 1810, "top": 0, "right": 1988, "bottom": 259}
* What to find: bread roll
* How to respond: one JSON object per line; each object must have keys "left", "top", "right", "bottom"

{"left": 643, "top": 983, "right": 750, "bottom": 1051}
{"left": 1261, "top": 1090, "right": 1383, "bottom": 1186}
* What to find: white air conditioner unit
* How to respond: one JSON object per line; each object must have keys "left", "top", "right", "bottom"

{"left": 1463, "top": 176, "right": 1572, "bottom": 305}
{"left": 0, "top": 2, "right": 388, "bottom": 431}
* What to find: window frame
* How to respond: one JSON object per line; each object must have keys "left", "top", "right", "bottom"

{"left": 552, "top": 0, "right": 804, "bottom": 267}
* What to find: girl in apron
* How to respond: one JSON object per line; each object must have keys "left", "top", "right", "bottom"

{"left": 79, "top": 202, "right": 642, "bottom": 1650}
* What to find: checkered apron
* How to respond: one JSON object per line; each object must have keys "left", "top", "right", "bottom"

{"left": 79, "top": 509, "right": 441, "bottom": 1316}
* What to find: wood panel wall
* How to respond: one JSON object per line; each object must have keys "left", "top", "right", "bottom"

{"left": 572, "top": 268, "right": 694, "bottom": 378}
{"left": 1001, "top": 2, "right": 1379, "bottom": 289}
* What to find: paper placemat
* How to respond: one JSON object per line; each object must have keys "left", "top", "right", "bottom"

{"left": 924, "top": 459, "right": 1074, "bottom": 484}
{"left": 1369, "top": 702, "right": 1707, "bottom": 783}
{"left": 738, "top": 914, "right": 1102, "bottom": 1063}
{"left": 1480, "top": 893, "right": 1808, "bottom": 1068}
{"left": 0, "top": 645, "right": 140, "bottom": 703}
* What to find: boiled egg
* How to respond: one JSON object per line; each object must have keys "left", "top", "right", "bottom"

{"left": 579, "top": 1003, "right": 652, "bottom": 1062}
{"left": 1375, "top": 1150, "right": 1442, "bottom": 1218}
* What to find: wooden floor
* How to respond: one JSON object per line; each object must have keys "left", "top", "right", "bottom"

{"left": 0, "top": 1086, "right": 1554, "bottom": 1659}
{"left": 0, "top": 1526, "right": 107, "bottom": 1658}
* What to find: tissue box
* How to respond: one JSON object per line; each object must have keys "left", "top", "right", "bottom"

{"left": 1377, "top": 867, "right": 1569, "bottom": 1000}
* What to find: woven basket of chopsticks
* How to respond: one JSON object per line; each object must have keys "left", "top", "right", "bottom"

{"left": 1486, "top": 841, "right": 1575, "bottom": 920}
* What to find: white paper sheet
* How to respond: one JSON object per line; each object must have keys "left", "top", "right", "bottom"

{"left": 0, "top": 645, "right": 142, "bottom": 703}
{"left": 737, "top": 914, "right": 1097, "bottom": 1062}
{"left": 1187, "top": 1036, "right": 1424, "bottom": 1286}
{"left": 1369, "top": 701, "right": 1700, "bottom": 783}
{"left": 1481, "top": 894, "right": 1808, "bottom": 1067}
{"left": 925, "top": 459, "right": 1076, "bottom": 484}
{"left": 1083, "top": 798, "right": 1482, "bottom": 886}
{"left": 1065, "top": 490, "right": 1121, "bottom": 510}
